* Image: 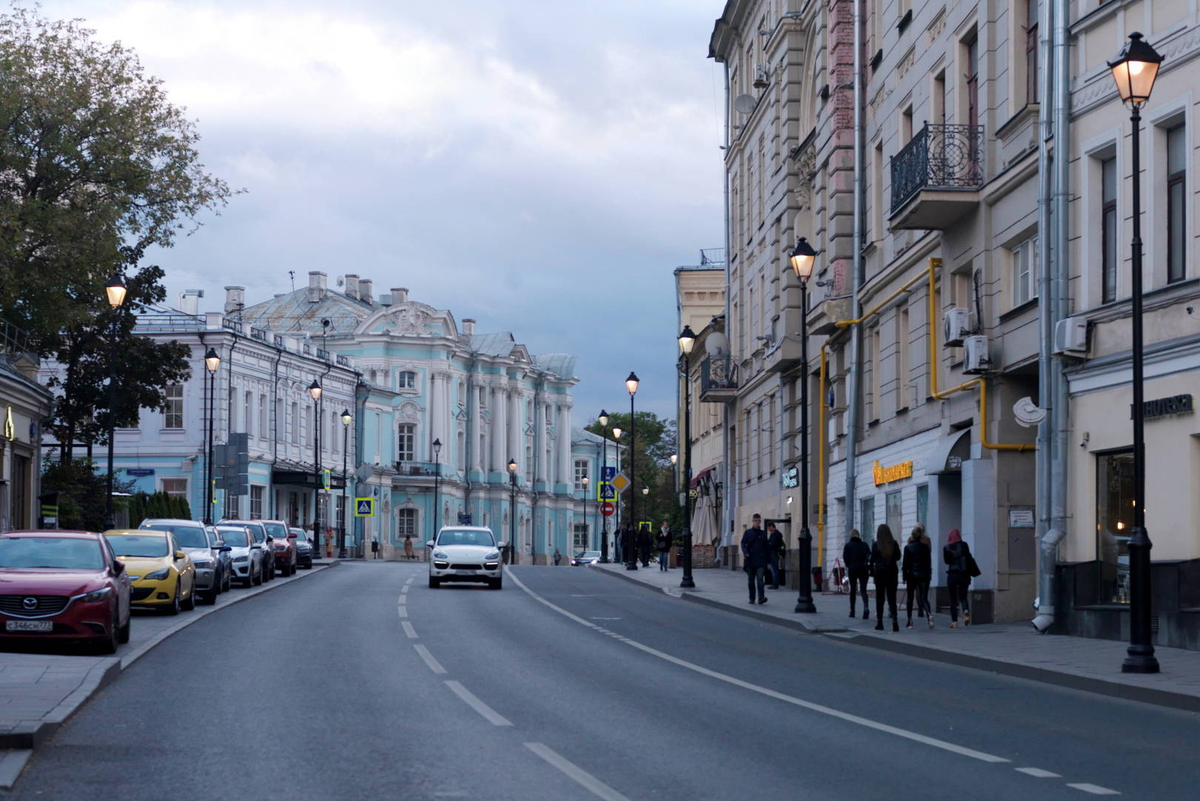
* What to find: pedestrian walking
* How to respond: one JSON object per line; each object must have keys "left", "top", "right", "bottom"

{"left": 615, "top": 524, "right": 625, "bottom": 563}
{"left": 870, "top": 524, "right": 901, "bottom": 632}
{"left": 766, "top": 523, "right": 785, "bottom": 589}
{"left": 404, "top": 534, "right": 415, "bottom": 561}
{"left": 902, "top": 525, "right": 933, "bottom": 629}
{"left": 843, "top": 529, "right": 871, "bottom": 620}
{"left": 637, "top": 524, "right": 651, "bottom": 567}
{"left": 944, "top": 529, "right": 976, "bottom": 628}
{"left": 741, "top": 513, "right": 770, "bottom": 605}
{"left": 371, "top": 539, "right": 380, "bottom": 560}
{"left": 655, "top": 521, "right": 671, "bottom": 572}
{"left": 553, "top": 547, "right": 562, "bottom": 566}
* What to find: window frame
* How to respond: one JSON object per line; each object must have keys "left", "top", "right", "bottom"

{"left": 398, "top": 371, "right": 417, "bottom": 390}
{"left": 163, "top": 384, "right": 184, "bottom": 429}
{"left": 1101, "top": 157, "right": 1118, "bottom": 303}
{"left": 397, "top": 423, "right": 415, "bottom": 462}
{"left": 397, "top": 508, "right": 417, "bottom": 539}
{"left": 1167, "top": 125, "right": 1186, "bottom": 284}
{"left": 1024, "top": 0, "right": 1038, "bottom": 106}
{"left": 1012, "top": 235, "right": 1039, "bottom": 307}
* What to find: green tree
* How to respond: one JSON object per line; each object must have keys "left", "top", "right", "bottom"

{"left": 586, "top": 411, "right": 681, "bottom": 531}
{"left": 41, "top": 457, "right": 133, "bottom": 531}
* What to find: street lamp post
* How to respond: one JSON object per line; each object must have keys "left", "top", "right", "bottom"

{"left": 625, "top": 372, "right": 640, "bottom": 571}
{"left": 507, "top": 459, "right": 518, "bottom": 565}
{"left": 678, "top": 326, "right": 696, "bottom": 589}
{"left": 309, "top": 380, "right": 323, "bottom": 557}
{"left": 1109, "top": 32, "right": 1163, "bottom": 674}
{"left": 598, "top": 410, "right": 610, "bottom": 563}
{"left": 202, "top": 347, "right": 220, "bottom": 525}
{"left": 103, "top": 274, "right": 127, "bottom": 530}
{"left": 340, "top": 410, "right": 351, "bottom": 558}
{"left": 612, "top": 425, "right": 623, "bottom": 557}
{"left": 433, "top": 438, "right": 442, "bottom": 550}
{"left": 581, "top": 475, "right": 590, "bottom": 554}
{"left": 790, "top": 237, "right": 818, "bottom": 613}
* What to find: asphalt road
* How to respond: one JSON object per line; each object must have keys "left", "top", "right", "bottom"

{"left": 6, "top": 562, "right": 1198, "bottom": 800}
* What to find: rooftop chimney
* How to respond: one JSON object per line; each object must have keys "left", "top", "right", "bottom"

{"left": 223, "top": 286, "right": 244, "bottom": 316}
{"left": 462, "top": 318, "right": 476, "bottom": 336}
{"left": 179, "top": 289, "right": 204, "bottom": 316}
{"left": 344, "top": 274, "right": 360, "bottom": 300}
{"left": 358, "top": 279, "right": 373, "bottom": 305}
{"left": 307, "top": 271, "right": 327, "bottom": 303}
{"left": 392, "top": 287, "right": 408, "bottom": 303}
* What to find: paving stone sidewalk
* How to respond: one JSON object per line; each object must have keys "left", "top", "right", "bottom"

{"left": 594, "top": 562, "right": 1200, "bottom": 711}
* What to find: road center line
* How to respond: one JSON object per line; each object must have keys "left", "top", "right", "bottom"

{"left": 1016, "top": 768, "right": 1062, "bottom": 778}
{"left": 402, "top": 621, "right": 417, "bottom": 639}
{"left": 414, "top": 644, "right": 446, "bottom": 674}
{"left": 507, "top": 570, "right": 1010, "bottom": 766}
{"left": 397, "top": 594, "right": 407, "bottom": 604}
{"left": 524, "top": 743, "right": 631, "bottom": 801}
{"left": 445, "top": 680, "right": 512, "bottom": 726}
{"left": 1067, "top": 784, "right": 1120, "bottom": 796}
{"left": 397, "top": 606, "right": 409, "bottom": 618}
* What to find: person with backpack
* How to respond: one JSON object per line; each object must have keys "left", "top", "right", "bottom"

{"left": 655, "top": 522, "right": 672, "bottom": 571}
{"left": 843, "top": 529, "right": 871, "bottom": 620}
{"left": 870, "top": 524, "right": 901, "bottom": 632}
{"left": 902, "top": 525, "right": 933, "bottom": 629}
{"left": 944, "top": 528, "right": 974, "bottom": 627}
{"left": 766, "top": 523, "right": 785, "bottom": 589}
{"left": 637, "top": 524, "right": 652, "bottom": 567}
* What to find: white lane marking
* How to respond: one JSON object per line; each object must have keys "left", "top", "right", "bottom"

{"left": 445, "top": 680, "right": 513, "bottom": 726}
{"left": 1016, "top": 768, "right": 1062, "bottom": 778}
{"left": 507, "top": 570, "right": 1010, "bottom": 765}
{"left": 397, "top": 606, "right": 409, "bottom": 618}
{"left": 590, "top": 617, "right": 621, "bottom": 620}
{"left": 397, "top": 594, "right": 408, "bottom": 604}
{"left": 402, "top": 621, "right": 418, "bottom": 639}
{"left": 402, "top": 585, "right": 410, "bottom": 594}
{"left": 524, "top": 742, "right": 631, "bottom": 801}
{"left": 1067, "top": 784, "right": 1120, "bottom": 796}
{"left": 414, "top": 644, "right": 447, "bottom": 675}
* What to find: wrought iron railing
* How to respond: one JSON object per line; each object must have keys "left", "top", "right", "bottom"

{"left": 223, "top": 319, "right": 244, "bottom": 334}
{"left": 0, "top": 319, "right": 32, "bottom": 363}
{"left": 250, "top": 326, "right": 268, "bottom": 342}
{"left": 336, "top": 355, "right": 352, "bottom": 368}
{"left": 890, "top": 122, "right": 985, "bottom": 212}
{"left": 394, "top": 460, "right": 439, "bottom": 477}
{"left": 700, "top": 356, "right": 738, "bottom": 393}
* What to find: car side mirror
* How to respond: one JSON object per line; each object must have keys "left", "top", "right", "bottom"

{"left": 288, "top": 533, "right": 297, "bottom": 539}
{"left": 251, "top": 544, "right": 262, "bottom": 550}
{"left": 426, "top": 541, "right": 435, "bottom": 548}
{"left": 176, "top": 551, "right": 188, "bottom": 560}
{"left": 266, "top": 536, "right": 273, "bottom": 542}
{"left": 220, "top": 545, "right": 232, "bottom": 552}
{"left": 113, "top": 559, "right": 126, "bottom": 575}
{"left": 498, "top": 541, "right": 509, "bottom": 549}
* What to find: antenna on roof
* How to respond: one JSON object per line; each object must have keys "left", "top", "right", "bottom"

{"left": 288, "top": 271, "right": 296, "bottom": 293}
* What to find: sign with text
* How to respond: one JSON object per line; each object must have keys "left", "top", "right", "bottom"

{"left": 782, "top": 467, "right": 799, "bottom": 489}
{"left": 872, "top": 459, "right": 913, "bottom": 486}
{"left": 1135, "top": 393, "right": 1194, "bottom": 421}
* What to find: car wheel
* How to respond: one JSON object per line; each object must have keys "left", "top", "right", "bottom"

{"left": 205, "top": 589, "right": 218, "bottom": 605}
{"left": 253, "top": 566, "right": 262, "bottom": 586}
{"left": 223, "top": 572, "right": 232, "bottom": 592}
{"left": 429, "top": 576, "right": 440, "bottom": 588}
{"left": 181, "top": 583, "right": 196, "bottom": 611}
{"left": 98, "top": 608, "right": 119, "bottom": 655}
{"left": 117, "top": 611, "right": 131, "bottom": 644}
{"left": 489, "top": 577, "right": 503, "bottom": 590}
{"left": 164, "top": 584, "right": 181, "bottom": 616}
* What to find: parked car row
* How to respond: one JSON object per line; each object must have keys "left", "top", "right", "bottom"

{"left": 0, "top": 518, "right": 312, "bottom": 654}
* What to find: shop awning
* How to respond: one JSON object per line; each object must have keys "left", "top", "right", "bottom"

{"left": 925, "top": 428, "right": 972, "bottom": 476}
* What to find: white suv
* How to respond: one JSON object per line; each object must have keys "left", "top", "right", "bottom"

{"left": 428, "top": 527, "right": 504, "bottom": 590}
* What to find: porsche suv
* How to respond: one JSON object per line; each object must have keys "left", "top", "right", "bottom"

{"left": 428, "top": 527, "right": 504, "bottom": 589}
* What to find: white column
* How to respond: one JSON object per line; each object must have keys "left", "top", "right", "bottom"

{"left": 557, "top": 402, "right": 571, "bottom": 488}
{"left": 430, "top": 372, "right": 443, "bottom": 456}
{"left": 535, "top": 395, "right": 547, "bottom": 484}
{"left": 469, "top": 375, "right": 482, "bottom": 472}
{"left": 492, "top": 386, "right": 506, "bottom": 475}
{"left": 508, "top": 388, "right": 521, "bottom": 473}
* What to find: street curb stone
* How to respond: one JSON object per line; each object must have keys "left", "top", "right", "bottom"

{"left": 592, "top": 565, "right": 1200, "bottom": 714}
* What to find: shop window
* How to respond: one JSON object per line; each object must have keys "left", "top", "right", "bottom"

{"left": 1096, "top": 450, "right": 1133, "bottom": 604}
{"left": 916, "top": 484, "right": 929, "bottom": 529}
{"left": 573, "top": 523, "right": 588, "bottom": 551}
{"left": 860, "top": 497, "right": 876, "bottom": 546}
{"left": 886, "top": 490, "right": 903, "bottom": 538}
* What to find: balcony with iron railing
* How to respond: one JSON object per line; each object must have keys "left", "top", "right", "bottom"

{"left": 1, "top": 319, "right": 33, "bottom": 364}
{"left": 699, "top": 355, "right": 738, "bottom": 403}
{"left": 393, "top": 460, "right": 441, "bottom": 478}
{"left": 890, "top": 122, "right": 985, "bottom": 230}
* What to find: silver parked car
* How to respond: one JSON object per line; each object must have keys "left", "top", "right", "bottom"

{"left": 216, "top": 525, "right": 264, "bottom": 587}
{"left": 139, "top": 519, "right": 231, "bottom": 604}
{"left": 219, "top": 520, "right": 275, "bottom": 581}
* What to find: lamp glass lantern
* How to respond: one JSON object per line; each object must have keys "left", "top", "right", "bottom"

{"left": 308, "top": 380, "right": 322, "bottom": 401}
{"left": 507, "top": 458, "right": 517, "bottom": 475}
{"left": 642, "top": 486, "right": 649, "bottom": 496}
{"left": 612, "top": 427, "right": 623, "bottom": 440}
{"left": 204, "top": 347, "right": 221, "bottom": 374}
{"left": 105, "top": 274, "right": 127, "bottom": 309}
{"left": 432, "top": 437, "right": 442, "bottom": 455}
{"left": 598, "top": 409, "right": 609, "bottom": 428}
{"left": 1108, "top": 32, "right": 1163, "bottom": 107}
{"left": 341, "top": 409, "right": 352, "bottom": 426}
{"left": 670, "top": 454, "right": 678, "bottom": 465}
{"left": 678, "top": 326, "right": 696, "bottom": 356}
{"left": 582, "top": 475, "right": 590, "bottom": 487}
{"left": 625, "top": 372, "right": 640, "bottom": 396}
{"left": 789, "top": 237, "right": 817, "bottom": 281}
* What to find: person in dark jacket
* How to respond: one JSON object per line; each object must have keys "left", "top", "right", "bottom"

{"left": 870, "top": 524, "right": 901, "bottom": 632}
{"left": 944, "top": 529, "right": 972, "bottom": 627}
{"left": 741, "top": 513, "right": 770, "bottom": 604}
{"left": 655, "top": 521, "right": 671, "bottom": 572}
{"left": 766, "top": 523, "right": 785, "bottom": 589}
{"left": 902, "top": 526, "right": 933, "bottom": 629}
{"left": 843, "top": 529, "right": 871, "bottom": 620}
{"left": 637, "top": 524, "right": 652, "bottom": 567}
{"left": 617, "top": 524, "right": 629, "bottom": 564}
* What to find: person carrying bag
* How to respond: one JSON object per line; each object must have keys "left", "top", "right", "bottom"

{"left": 944, "top": 529, "right": 977, "bottom": 628}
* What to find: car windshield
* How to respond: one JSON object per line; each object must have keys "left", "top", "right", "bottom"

{"left": 290, "top": 530, "right": 308, "bottom": 541}
{"left": 105, "top": 535, "right": 169, "bottom": 558}
{"left": 263, "top": 522, "right": 288, "bottom": 539}
{"left": 0, "top": 537, "right": 105, "bottom": 570}
{"left": 580, "top": 551, "right": 600, "bottom": 559}
{"left": 436, "top": 529, "right": 495, "bottom": 547}
{"left": 141, "top": 523, "right": 208, "bottom": 549}
{"left": 216, "top": 528, "right": 249, "bottom": 547}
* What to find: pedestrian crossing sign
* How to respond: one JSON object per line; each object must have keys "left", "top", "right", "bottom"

{"left": 355, "top": 498, "right": 375, "bottom": 517}
{"left": 597, "top": 482, "right": 616, "bottom": 502}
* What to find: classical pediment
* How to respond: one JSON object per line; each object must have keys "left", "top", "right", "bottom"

{"left": 359, "top": 302, "right": 451, "bottom": 338}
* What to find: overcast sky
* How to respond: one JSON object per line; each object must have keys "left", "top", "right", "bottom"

{"left": 40, "top": 0, "right": 726, "bottom": 420}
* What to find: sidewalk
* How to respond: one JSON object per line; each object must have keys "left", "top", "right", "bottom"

{"left": 594, "top": 562, "right": 1200, "bottom": 712}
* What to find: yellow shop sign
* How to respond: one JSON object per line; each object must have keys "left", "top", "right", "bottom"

{"left": 872, "top": 459, "right": 913, "bottom": 486}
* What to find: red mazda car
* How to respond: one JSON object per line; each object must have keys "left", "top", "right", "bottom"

{"left": 0, "top": 531, "right": 132, "bottom": 654}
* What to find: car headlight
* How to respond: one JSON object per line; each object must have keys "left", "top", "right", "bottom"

{"left": 433, "top": 561, "right": 449, "bottom": 569}
{"left": 485, "top": 550, "right": 500, "bottom": 560}
{"left": 433, "top": 550, "right": 449, "bottom": 560}
{"left": 193, "top": 560, "right": 213, "bottom": 569}
{"left": 233, "top": 556, "right": 249, "bottom": 563}
{"left": 76, "top": 587, "right": 112, "bottom": 603}
{"left": 145, "top": 568, "right": 171, "bottom": 581}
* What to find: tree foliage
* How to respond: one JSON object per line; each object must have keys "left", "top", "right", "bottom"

{"left": 585, "top": 411, "right": 682, "bottom": 531}
{"left": 40, "top": 456, "right": 133, "bottom": 531}
{"left": 128, "top": 490, "right": 191, "bottom": 528}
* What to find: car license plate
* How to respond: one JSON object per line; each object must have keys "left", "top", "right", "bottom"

{"left": 454, "top": 569, "right": 477, "bottom": 575}
{"left": 5, "top": 620, "right": 53, "bottom": 632}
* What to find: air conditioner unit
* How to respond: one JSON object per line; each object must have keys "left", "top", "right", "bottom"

{"left": 1053, "top": 317, "right": 1088, "bottom": 358}
{"left": 962, "top": 335, "right": 991, "bottom": 374}
{"left": 944, "top": 308, "right": 972, "bottom": 347}
{"left": 753, "top": 65, "right": 770, "bottom": 88}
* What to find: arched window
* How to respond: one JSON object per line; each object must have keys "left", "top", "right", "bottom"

{"left": 398, "top": 371, "right": 417, "bottom": 390}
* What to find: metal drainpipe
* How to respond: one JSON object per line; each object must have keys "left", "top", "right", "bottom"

{"left": 722, "top": 60, "right": 735, "bottom": 568}
{"left": 269, "top": 349, "right": 283, "bottom": 518}
{"left": 843, "top": 0, "right": 866, "bottom": 539}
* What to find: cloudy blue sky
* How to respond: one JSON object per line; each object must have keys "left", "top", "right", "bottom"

{"left": 40, "top": 0, "right": 726, "bottom": 419}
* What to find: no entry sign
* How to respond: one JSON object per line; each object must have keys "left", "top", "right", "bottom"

{"left": 600, "top": 501, "right": 616, "bottom": 517}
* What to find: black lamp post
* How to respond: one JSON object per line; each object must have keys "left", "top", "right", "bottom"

{"left": 678, "top": 325, "right": 697, "bottom": 588}
{"left": 102, "top": 274, "right": 127, "bottom": 530}
{"left": 507, "top": 458, "right": 518, "bottom": 565}
{"left": 202, "top": 347, "right": 220, "bottom": 525}
{"left": 789, "top": 237, "right": 817, "bottom": 613}
{"left": 625, "top": 372, "right": 640, "bottom": 570}
{"left": 433, "top": 438, "right": 442, "bottom": 552}
{"left": 339, "top": 409, "right": 351, "bottom": 558}
{"left": 309, "top": 380, "right": 322, "bottom": 557}
{"left": 581, "top": 475, "right": 590, "bottom": 554}
{"left": 1109, "top": 32, "right": 1163, "bottom": 674}
{"left": 598, "top": 409, "right": 611, "bottom": 563}
{"left": 613, "top": 424, "right": 624, "bottom": 560}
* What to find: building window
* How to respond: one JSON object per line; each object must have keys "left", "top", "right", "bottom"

{"left": 250, "top": 485, "right": 264, "bottom": 519}
{"left": 525, "top": 441, "right": 533, "bottom": 482}
{"left": 885, "top": 491, "right": 903, "bottom": 539}
{"left": 1025, "top": 0, "right": 1038, "bottom": 105}
{"left": 224, "top": 493, "right": 239, "bottom": 520}
{"left": 1101, "top": 157, "right": 1118, "bottom": 303}
{"left": 1167, "top": 125, "right": 1186, "bottom": 284}
{"left": 301, "top": 405, "right": 309, "bottom": 447}
{"left": 397, "top": 424, "right": 415, "bottom": 462}
{"left": 916, "top": 484, "right": 929, "bottom": 528}
{"left": 244, "top": 391, "right": 253, "bottom": 437}
{"left": 1096, "top": 450, "right": 1133, "bottom": 604}
{"left": 573, "top": 522, "right": 588, "bottom": 551}
{"left": 336, "top": 495, "right": 345, "bottom": 537}
{"left": 574, "top": 460, "right": 589, "bottom": 492}
{"left": 161, "top": 478, "right": 187, "bottom": 499}
{"left": 259, "top": 394, "right": 268, "bottom": 441}
{"left": 398, "top": 371, "right": 416, "bottom": 390}
{"left": 1012, "top": 235, "right": 1038, "bottom": 307}
{"left": 397, "top": 508, "right": 417, "bottom": 538}
{"left": 860, "top": 497, "right": 876, "bottom": 547}
{"left": 164, "top": 384, "right": 183, "bottom": 429}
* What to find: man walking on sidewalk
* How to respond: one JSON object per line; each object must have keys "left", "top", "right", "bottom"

{"left": 742, "top": 514, "right": 770, "bottom": 605}
{"left": 767, "top": 523, "right": 784, "bottom": 589}
{"left": 843, "top": 529, "right": 870, "bottom": 620}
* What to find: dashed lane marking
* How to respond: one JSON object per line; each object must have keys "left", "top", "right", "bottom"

{"left": 1016, "top": 768, "right": 1062, "bottom": 778}
{"left": 524, "top": 743, "right": 631, "bottom": 801}
{"left": 1067, "top": 784, "right": 1120, "bottom": 796}
{"left": 402, "top": 621, "right": 417, "bottom": 639}
{"left": 507, "top": 569, "right": 1010, "bottom": 765}
{"left": 397, "top": 606, "right": 408, "bottom": 618}
{"left": 445, "top": 680, "right": 512, "bottom": 726}
{"left": 414, "top": 644, "right": 447, "bottom": 675}
{"left": 397, "top": 594, "right": 407, "bottom": 604}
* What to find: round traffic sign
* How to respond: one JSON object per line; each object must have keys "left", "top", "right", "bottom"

{"left": 600, "top": 502, "right": 616, "bottom": 517}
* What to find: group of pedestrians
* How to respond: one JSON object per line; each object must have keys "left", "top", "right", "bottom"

{"left": 740, "top": 514, "right": 787, "bottom": 604}
{"left": 842, "top": 524, "right": 978, "bottom": 632}
{"left": 614, "top": 521, "right": 674, "bottom": 568}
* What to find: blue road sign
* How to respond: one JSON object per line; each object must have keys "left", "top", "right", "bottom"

{"left": 602, "top": 466, "right": 617, "bottom": 481}
{"left": 598, "top": 483, "right": 616, "bottom": 501}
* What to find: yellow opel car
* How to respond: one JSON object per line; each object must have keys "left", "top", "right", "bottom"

{"left": 103, "top": 530, "right": 196, "bottom": 615}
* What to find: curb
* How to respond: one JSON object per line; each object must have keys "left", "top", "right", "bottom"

{"left": 591, "top": 566, "right": 1200, "bottom": 715}
{"left": 0, "top": 560, "right": 338, "bottom": 783}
